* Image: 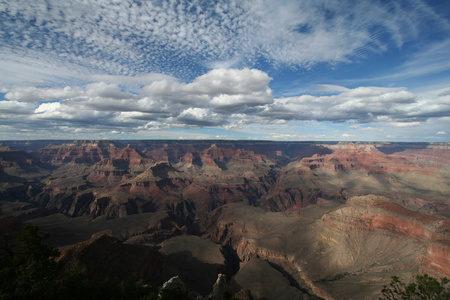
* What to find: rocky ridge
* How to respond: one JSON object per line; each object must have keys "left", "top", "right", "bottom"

{"left": 0, "top": 140, "right": 449, "bottom": 299}
{"left": 206, "top": 196, "right": 450, "bottom": 299}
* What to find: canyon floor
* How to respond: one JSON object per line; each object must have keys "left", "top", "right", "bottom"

{"left": 0, "top": 140, "right": 449, "bottom": 299}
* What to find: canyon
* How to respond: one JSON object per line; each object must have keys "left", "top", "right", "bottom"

{"left": 0, "top": 140, "right": 449, "bottom": 299}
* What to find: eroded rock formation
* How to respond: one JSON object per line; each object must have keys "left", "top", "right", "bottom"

{"left": 0, "top": 140, "right": 449, "bottom": 299}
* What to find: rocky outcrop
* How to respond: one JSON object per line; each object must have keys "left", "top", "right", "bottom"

{"left": 31, "top": 143, "right": 333, "bottom": 219}
{"left": 158, "top": 274, "right": 252, "bottom": 300}
{"left": 1, "top": 141, "right": 448, "bottom": 224}
{"left": 158, "top": 276, "right": 191, "bottom": 298}
{"left": 1, "top": 140, "right": 450, "bottom": 299}
{"left": 85, "top": 146, "right": 154, "bottom": 185}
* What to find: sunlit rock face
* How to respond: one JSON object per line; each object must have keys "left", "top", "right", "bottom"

{"left": 205, "top": 196, "right": 450, "bottom": 299}
{"left": 0, "top": 140, "right": 449, "bottom": 299}
{"left": 37, "top": 140, "right": 122, "bottom": 164}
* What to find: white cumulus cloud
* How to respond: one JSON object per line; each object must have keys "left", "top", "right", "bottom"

{"left": 0, "top": 68, "right": 449, "bottom": 141}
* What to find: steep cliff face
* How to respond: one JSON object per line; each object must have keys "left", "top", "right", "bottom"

{"left": 85, "top": 146, "right": 154, "bottom": 185}
{"left": 300, "top": 143, "right": 439, "bottom": 174}
{"left": 2, "top": 141, "right": 448, "bottom": 223}
{"left": 0, "top": 147, "right": 40, "bottom": 168}
{"left": 0, "top": 147, "right": 48, "bottom": 200}
{"left": 110, "top": 146, "right": 153, "bottom": 170}
{"left": 37, "top": 140, "right": 122, "bottom": 164}
{"left": 31, "top": 143, "right": 281, "bottom": 218}
{"left": 286, "top": 143, "right": 450, "bottom": 214}
{"left": 319, "top": 196, "right": 450, "bottom": 277}
{"left": 390, "top": 144, "right": 450, "bottom": 163}
{"left": 0, "top": 147, "right": 44, "bottom": 178}
{"left": 205, "top": 195, "right": 450, "bottom": 299}
{"left": 1, "top": 140, "right": 450, "bottom": 299}
{"left": 322, "top": 196, "right": 449, "bottom": 240}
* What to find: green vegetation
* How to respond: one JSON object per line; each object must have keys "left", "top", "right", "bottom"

{"left": 379, "top": 274, "right": 450, "bottom": 300}
{"left": 318, "top": 272, "right": 350, "bottom": 282}
{"left": 0, "top": 224, "right": 158, "bottom": 300}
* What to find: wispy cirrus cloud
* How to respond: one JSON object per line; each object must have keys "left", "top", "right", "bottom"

{"left": 1, "top": 0, "right": 445, "bottom": 85}
{"left": 1, "top": 0, "right": 449, "bottom": 141}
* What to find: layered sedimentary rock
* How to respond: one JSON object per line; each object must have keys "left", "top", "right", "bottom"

{"left": 38, "top": 140, "right": 122, "bottom": 164}
{"left": 2, "top": 140, "right": 449, "bottom": 224}
{"left": 0, "top": 146, "right": 40, "bottom": 168}
{"left": 205, "top": 195, "right": 450, "bottom": 299}
{"left": 0, "top": 140, "right": 449, "bottom": 299}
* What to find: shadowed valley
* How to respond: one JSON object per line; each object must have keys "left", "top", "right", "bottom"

{"left": 0, "top": 140, "right": 449, "bottom": 299}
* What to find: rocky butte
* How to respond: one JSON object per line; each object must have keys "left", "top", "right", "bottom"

{"left": 0, "top": 140, "right": 449, "bottom": 299}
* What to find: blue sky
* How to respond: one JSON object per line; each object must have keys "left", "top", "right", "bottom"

{"left": 1, "top": 0, "right": 450, "bottom": 142}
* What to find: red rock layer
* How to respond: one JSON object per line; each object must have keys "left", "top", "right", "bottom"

{"left": 300, "top": 143, "right": 435, "bottom": 174}
{"left": 321, "top": 195, "right": 450, "bottom": 277}
{"left": 38, "top": 140, "right": 120, "bottom": 163}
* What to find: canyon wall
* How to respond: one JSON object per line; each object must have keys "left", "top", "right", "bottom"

{"left": 0, "top": 140, "right": 449, "bottom": 299}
